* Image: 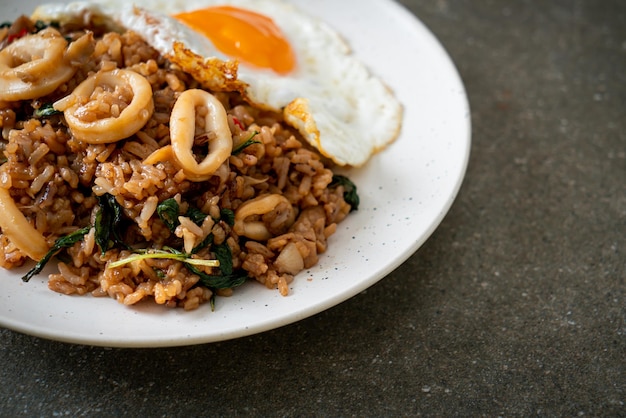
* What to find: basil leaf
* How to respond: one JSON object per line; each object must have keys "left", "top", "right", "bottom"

{"left": 157, "top": 198, "right": 180, "bottom": 231}
{"left": 185, "top": 263, "right": 248, "bottom": 290}
{"left": 34, "top": 103, "right": 62, "bottom": 118}
{"left": 219, "top": 208, "right": 235, "bottom": 226}
{"left": 95, "top": 193, "right": 128, "bottom": 254}
{"left": 95, "top": 196, "right": 112, "bottom": 254}
{"left": 191, "top": 233, "right": 214, "bottom": 255}
{"left": 109, "top": 195, "right": 127, "bottom": 247}
{"left": 22, "top": 226, "right": 90, "bottom": 282}
{"left": 186, "top": 206, "right": 207, "bottom": 226}
{"left": 213, "top": 243, "right": 233, "bottom": 276}
{"left": 34, "top": 20, "right": 60, "bottom": 32}
{"left": 330, "top": 174, "right": 360, "bottom": 212}
{"left": 232, "top": 131, "right": 261, "bottom": 155}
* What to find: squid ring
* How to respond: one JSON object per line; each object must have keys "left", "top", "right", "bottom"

{"left": 169, "top": 89, "right": 232, "bottom": 181}
{"left": 0, "top": 31, "right": 75, "bottom": 101}
{"left": 0, "top": 187, "right": 49, "bottom": 260}
{"left": 55, "top": 69, "right": 154, "bottom": 143}
{"left": 234, "top": 194, "right": 293, "bottom": 241}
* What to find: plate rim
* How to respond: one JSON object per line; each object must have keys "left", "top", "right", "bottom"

{"left": 0, "top": 0, "right": 471, "bottom": 347}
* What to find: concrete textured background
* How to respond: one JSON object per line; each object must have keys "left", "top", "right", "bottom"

{"left": 1, "top": 0, "right": 624, "bottom": 416}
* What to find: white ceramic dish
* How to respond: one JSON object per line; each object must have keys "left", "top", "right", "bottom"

{"left": 0, "top": 0, "right": 471, "bottom": 347}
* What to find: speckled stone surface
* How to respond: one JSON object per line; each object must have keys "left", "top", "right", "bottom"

{"left": 1, "top": 1, "right": 624, "bottom": 416}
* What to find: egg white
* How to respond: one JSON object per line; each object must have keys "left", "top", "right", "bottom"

{"left": 33, "top": 0, "right": 402, "bottom": 167}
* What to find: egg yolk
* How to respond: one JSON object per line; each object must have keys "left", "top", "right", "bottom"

{"left": 174, "top": 6, "right": 296, "bottom": 74}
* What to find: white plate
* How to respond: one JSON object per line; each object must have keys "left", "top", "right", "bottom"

{"left": 0, "top": 0, "right": 471, "bottom": 347}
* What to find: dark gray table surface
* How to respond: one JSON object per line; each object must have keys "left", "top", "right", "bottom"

{"left": 2, "top": 1, "right": 624, "bottom": 416}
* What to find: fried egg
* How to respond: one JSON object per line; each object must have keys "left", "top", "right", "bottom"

{"left": 32, "top": 0, "right": 403, "bottom": 166}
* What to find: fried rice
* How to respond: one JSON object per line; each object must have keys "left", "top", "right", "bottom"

{"left": 0, "top": 17, "right": 356, "bottom": 310}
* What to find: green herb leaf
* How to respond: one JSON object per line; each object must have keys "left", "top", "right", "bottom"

{"left": 219, "top": 208, "right": 235, "bottom": 226}
{"left": 22, "top": 226, "right": 91, "bottom": 282}
{"left": 157, "top": 198, "right": 180, "bottom": 231}
{"left": 191, "top": 233, "right": 214, "bottom": 255}
{"left": 232, "top": 131, "right": 261, "bottom": 155}
{"left": 330, "top": 174, "right": 360, "bottom": 212}
{"left": 33, "top": 20, "right": 47, "bottom": 32}
{"left": 95, "top": 196, "right": 112, "bottom": 254}
{"left": 34, "top": 103, "right": 62, "bottom": 118}
{"left": 33, "top": 20, "right": 60, "bottom": 33}
{"left": 110, "top": 195, "right": 126, "bottom": 246}
{"left": 186, "top": 206, "right": 207, "bottom": 226}
{"left": 213, "top": 243, "right": 233, "bottom": 276}
{"left": 107, "top": 249, "right": 220, "bottom": 269}
{"left": 189, "top": 242, "right": 246, "bottom": 292}
{"left": 95, "top": 193, "right": 128, "bottom": 255}
{"left": 185, "top": 263, "right": 248, "bottom": 290}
